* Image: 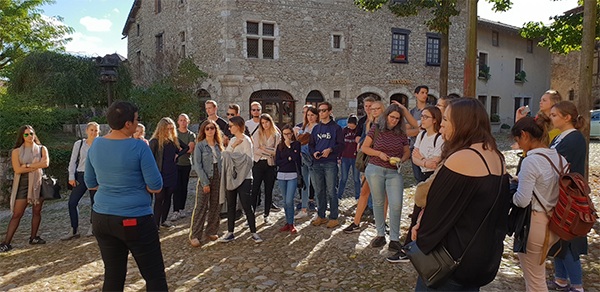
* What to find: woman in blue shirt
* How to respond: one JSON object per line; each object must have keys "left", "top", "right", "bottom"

{"left": 85, "top": 102, "right": 167, "bottom": 291}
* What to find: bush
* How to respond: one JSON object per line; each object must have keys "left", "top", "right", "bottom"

{"left": 490, "top": 114, "right": 501, "bottom": 123}
{"left": 500, "top": 123, "right": 511, "bottom": 129}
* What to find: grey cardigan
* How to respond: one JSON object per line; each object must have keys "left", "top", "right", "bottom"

{"left": 193, "top": 140, "right": 222, "bottom": 188}
{"left": 219, "top": 151, "right": 253, "bottom": 204}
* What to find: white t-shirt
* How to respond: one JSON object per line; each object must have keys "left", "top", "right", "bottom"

{"left": 209, "top": 145, "right": 218, "bottom": 163}
{"left": 245, "top": 119, "right": 260, "bottom": 136}
{"left": 414, "top": 130, "right": 443, "bottom": 172}
{"left": 226, "top": 135, "right": 254, "bottom": 179}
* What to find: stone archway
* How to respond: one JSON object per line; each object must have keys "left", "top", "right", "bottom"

{"left": 197, "top": 89, "right": 211, "bottom": 121}
{"left": 306, "top": 90, "right": 324, "bottom": 108}
{"left": 390, "top": 93, "right": 409, "bottom": 108}
{"left": 357, "top": 92, "right": 382, "bottom": 117}
{"left": 250, "top": 90, "right": 296, "bottom": 128}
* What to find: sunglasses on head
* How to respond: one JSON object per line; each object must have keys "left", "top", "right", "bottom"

{"left": 23, "top": 133, "right": 35, "bottom": 137}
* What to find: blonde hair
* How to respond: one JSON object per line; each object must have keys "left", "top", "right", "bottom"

{"left": 151, "top": 117, "right": 180, "bottom": 150}
{"left": 205, "top": 100, "right": 218, "bottom": 108}
{"left": 258, "top": 113, "right": 278, "bottom": 145}
{"left": 250, "top": 101, "right": 262, "bottom": 109}
{"left": 87, "top": 122, "right": 100, "bottom": 129}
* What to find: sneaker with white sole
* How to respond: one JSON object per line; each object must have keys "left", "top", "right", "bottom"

{"left": 251, "top": 233, "right": 263, "bottom": 243}
{"left": 264, "top": 216, "right": 272, "bottom": 224}
{"left": 85, "top": 225, "right": 94, "bottom": 237}
{"left": 220, "top": 232, "right": 235, "bottom": 243}
{"left": 0, "top": 243, "right": 13, "bottom": 253}
{"left": 178, "top": 210, "right": 187, "bottom": 218}
{"left": 294, "top": 210, "right": 308, "bottom": 219}
{"left": 60, "top": 228, "right": 80, "bottom": 241}
{"left": 387, "top": 250, "right": 410, "bottom": 263}
{"left": 343, "top": 223, "right": 361, "bottom": 234}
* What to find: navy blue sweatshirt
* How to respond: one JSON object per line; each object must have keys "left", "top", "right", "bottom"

{"left": 276, "top": 141, "right": 302, "bottom": 173}
{"left": 309, "top": 119, "right": 344, "bottom": 164}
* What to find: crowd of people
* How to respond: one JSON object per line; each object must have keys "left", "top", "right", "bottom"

{"left": 0, "top": 86, "right": 592, "bottom": 292}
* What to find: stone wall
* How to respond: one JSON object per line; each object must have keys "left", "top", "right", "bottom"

{"left": 551, "top": 47, "right": 600, "bottom": 108}
{"left": 0, "top": 152, "right": 12, "bottom": 204}
{"left": 125, "top": 0, "right": 468, "bottom": 121}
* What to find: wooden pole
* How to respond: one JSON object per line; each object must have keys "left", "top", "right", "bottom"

{"left": 463, "top": 0, "right": 478, "bottom": 98}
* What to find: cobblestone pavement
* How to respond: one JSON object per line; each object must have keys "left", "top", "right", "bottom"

{"left": 1, "top": 139, "right": 599, "bottom": 291}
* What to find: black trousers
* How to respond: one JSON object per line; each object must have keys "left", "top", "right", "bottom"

{"left": 227, "top": 179, "right": 256, "bottom": 233}
{"left": 251, "top": 160, "right": 276, "bottom": 216}
{"left": 154, "top": 187, "right": 175, "bottom": 226}
{"left": 92, "top": 211, "right": 168, "bottom": 291}
{"left": 173, "top": 165, "right": 191, "bottom": 212}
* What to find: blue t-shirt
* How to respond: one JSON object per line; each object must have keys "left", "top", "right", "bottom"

{"left": 85, "top": 137, "right": 163, "bottom": 217}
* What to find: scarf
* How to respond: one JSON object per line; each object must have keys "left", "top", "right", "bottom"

{"left": 10, "top": 144, "right": 43, "bottom": 213}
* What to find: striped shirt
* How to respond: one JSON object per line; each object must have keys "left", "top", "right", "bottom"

{"left": 367, "top": 124, "right": 409, "bottom": 169}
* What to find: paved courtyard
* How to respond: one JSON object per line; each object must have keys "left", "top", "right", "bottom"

{"left": 1, "top": 139, "right": 599, "bottom": 291}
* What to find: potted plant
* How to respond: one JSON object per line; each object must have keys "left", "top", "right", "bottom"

{"left": 393, "top": 54, "right": 406, "bottom": 61}
{"left": 490, "top": 114, "right": 500, "bottom": 123}
{"left": 478, "top": 64, "right": 491, "bottom": 81}
{"left": 515, "top": 70, "right": 528, "bottom": 83}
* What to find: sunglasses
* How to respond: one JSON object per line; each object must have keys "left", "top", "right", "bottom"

{"left": 226, "top": 113, "right": 235, "bottom": 117}
{"left": 251, "top": 109, "right": 261, "bottom": 112}
{"left": 318, "top": 109, "right": 329, "bottom": 113}
{"left": 23, "top": 133, "right": 35, "bottom": 137}
{"left": 205, "top": 126, "right": 216, "bottom": 131}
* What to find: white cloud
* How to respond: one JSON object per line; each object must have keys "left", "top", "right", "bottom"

{"left": 113, "top": 8, "right": 119, "bottom": 13}
{"left": 79, "top": 16, "right": 112, "bottom": 32}
{"left": 65, "top": 32, "right": 121, "bottom": 57}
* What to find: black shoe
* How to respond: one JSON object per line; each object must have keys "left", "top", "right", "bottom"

{"left": 343, "top": 223, "right": 361, "bottom": 234}
{"left": 0, "top": 243, "right": 12, "bottom": 253}
{"left": 371, "top": 236, "right": 386, "bottom": 248}
{"left": 388, "top": 240, "right": 402, "bottom": 252}
{"left": 363, "top": 208, "right": 373, "bottom": 217}
{"left": 270, "top": 203, "right": 280, "bottom": 211}
{"left": 29, "top": 236, "right": 46, "bottom": 245}
{"left": 387, "top": 250, "right": 410, "bottom": 263}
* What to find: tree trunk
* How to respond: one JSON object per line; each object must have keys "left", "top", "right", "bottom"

{"left": 577, "top": 0, "right": 597, "bottom": 179}
{"left": 463, "top": 0, "right": 477, "bottom": 98}
{"left": 440, "top": 30, "right": 449, "bottom": 97}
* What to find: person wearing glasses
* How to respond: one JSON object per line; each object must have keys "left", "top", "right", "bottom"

{"left": 172, "top": 114, "right": 196, "bottom": 221}
{"left": 0, "top": 126, "right": 50, "bottom": 253}
{"left": 149, "top": 117, "right": 189, "bottom": 229}
{"left": 408, "top": 85, "right": 429, "bottom": 183}
{"left": 227, "top": 103, "right": 250, "bottom": 137}
{"left": 84, "top": 102, "right": 167, "bottom": 291}
{"left": 276, "top": 124, "right": 302, "bottom": 234}
{"left": 309, "top": 101, "right": 344, "bottom": 228}
{"left": 246, "top": 101, "right": 262, "bottom": 136}
{"left": 189, "top": 120, "right": 224, "bottom": 247}
{"left": 221, "top": 116, "right": 263, "bottom": 243}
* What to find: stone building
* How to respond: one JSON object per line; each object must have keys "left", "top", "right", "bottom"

{"left": 122, "top": 0, "right": 469, "bottom": 126}
{"left": 551, "top": 43, "right": 600, "bottom": 110}
{"left": 476, "top": 18, "right": 553, "bottom": 127}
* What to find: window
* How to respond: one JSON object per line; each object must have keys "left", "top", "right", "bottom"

{"left": 513, "top": 97, "right": 531, "bottom": 120}
{"left": 491, "top": 96, "right": 500, "bottom": 122}
{"left": 245, "top": 21, "right": 277, "bottom": 60}
{"left": 515, "top": 58, "right": 524, "bottom": 82}
{"left": 179, "top": 0, "right": 184, "bottom": 4}
{"left": 136, "top": 51, "right": 141, "bottom": 76}
{"left": 391, "top": 28, "right": 410, "bottom": 63}
{"left": 492, "top": 31, "right": 499, "bottom": 46}
{"left": 155, "top": 33, "right": 163, "bottom": 54}
{"left": 181, "top": 45, "right": 186, "bottom": 58}
{"left": 333, "top": 35, "right": 341, "bottom": 49}
{"left": 180, "top": 31, "right": 185, "bottom": 42}
{"left": 478, "top": 95, "right": 487, "bottom": 108}
{"left": 478, "top": 52, "right": 488, "bottom": 78}
{"left": 334, "top": 90, "right": 341, "bottom": 98}
{"left": 136, "top": 24, "right": 140, "bottom": 37}
{"left": 155, "top": 0, "right": 162, "bottom": 13}
{"left": 569, "top": 90, "right": 575, "bottom": 101}
{"left": 426, "top": 33, "right": 441, "bottom": 66}
{"left": 527, "top": 39, "right": 533, "bottom": 53}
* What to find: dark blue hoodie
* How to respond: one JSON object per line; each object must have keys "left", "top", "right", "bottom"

{"left": 309, "top": 119, "right": 344, "bottom": 164}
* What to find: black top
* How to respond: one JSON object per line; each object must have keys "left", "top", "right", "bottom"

{"left": 356, "top": 116, "right": 368, "bottom": 138}
{"left": 275, "top": 141, "right": 302, "bottom": 173}
{"left": 417, "top": 152, "right": 510, "bottom": 287}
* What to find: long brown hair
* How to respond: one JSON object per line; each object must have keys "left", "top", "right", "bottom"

{"left": 150, "top": 117, "right": 180, "bottom": 151}
{"left": 303, "top": 107, "right": 320, "bottom": 130}
{"left": 278, "top": 124, "right": 297, "bottom": 151}
{"left": 15, "top": 125, "right": 41, "bottom": 148}
{"left": 441, "top": 98, "right": 500, "bottom": 160}
{"left": 422, "top": 106, "right": 442, "bottom": 133}
{"left": 197, "top": 120, "right": 224, "bottom": 151}
{"left": 258, "top": 113, "right": 279, "bottom": 144}
{"left": 552, "top": 101, "right": 587, "bottom": 131}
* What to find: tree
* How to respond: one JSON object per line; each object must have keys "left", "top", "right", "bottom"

{"left": 0, "top": 0, "right": 73, "bottom": 71}
{"left": 354, "top": 0, "right": 512, "bottom": 97}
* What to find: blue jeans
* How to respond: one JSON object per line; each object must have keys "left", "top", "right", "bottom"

{"left": 279, "top": 178, "right": 298, "bottom": 225}
{"left": 337, "top": 158, "right": 361, "bottom": 199}
{"left": 416, "top": 276, "right": 480, "bottom": 291}
{"left": 300, "top": 156, "right": 311, "bottom": 209}
{"left": 310, "top": 162, "right": 339, "bottom": 220}
{"left": 68, "top": 172, "right": 96, "bottom": 233}
{"left": 365, "top": 164, "right": 404, "bottom": 241}
{"left": 554, "top": 251, "right": 583, "bottom": 286}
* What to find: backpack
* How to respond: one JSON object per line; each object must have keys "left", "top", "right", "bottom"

{"left": 533, "top": 153, "right": 598, "bottom": 241}
{"left": 418, "top": 131, "right": 442, "bottom": 148}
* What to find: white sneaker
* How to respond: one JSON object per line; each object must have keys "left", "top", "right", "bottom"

{"left": 294, "top": 210, "right": 308, "bottom": 219}
{"left": 264, "top": 216, "right": 272, "bottom": 224}
{"left": 178, "top": 210, "right": 187, "bottom": 218}
{"left": 60, "top": 228, "right": 80, "bottom": 241}
{"left": 251, "top": 233, "right": 263, "bottom": 243}
{"left": 85, "top": 225, "right": 94, "bottom": 237}
{"left": 169, "top": 212, "right": 180, "bottom": 221}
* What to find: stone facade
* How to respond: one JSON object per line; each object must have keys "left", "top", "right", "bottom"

{"left": 476, "top": 18, "right": 552, "bottom": 126}
{"left": 123, "top": 0, "right": 468, "bottom": 125}
{"left": 551, "top": 42, "right": 600, "bottom": 109}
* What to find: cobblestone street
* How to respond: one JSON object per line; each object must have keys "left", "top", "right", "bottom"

{"left": 1, "top": 140, "right": 599, "bottom": 291}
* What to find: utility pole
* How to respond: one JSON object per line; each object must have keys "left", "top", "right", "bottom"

{"left": 463, "top": 0, "right": 478, "bottom": 98}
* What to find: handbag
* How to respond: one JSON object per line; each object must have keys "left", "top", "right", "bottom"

{"left": 355, "top": 124, "right": 380, "bottom": 173}
{"left": 41, "top": 175, "right": 61, "bottom": 200}
{"left": 404, "top": 155, "right": 504, "bottom": 289}
{"left": 507, "top": 179, "right": 531, "bottom": 253}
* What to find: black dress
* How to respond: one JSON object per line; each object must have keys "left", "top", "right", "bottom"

{"left": 416, "top": 151, "right": 510, "bottom": 288}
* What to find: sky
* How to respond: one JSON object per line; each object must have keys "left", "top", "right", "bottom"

{"left": 40, "top": 0, "right": 580, "bottom": 58}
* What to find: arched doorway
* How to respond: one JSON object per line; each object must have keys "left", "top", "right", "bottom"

{"left": 197, "top": 89, "right": 211, "bottom": 121}
{"left": 357, "top": 93, "right": 382, "bottom": 117}
{"left": 306, "top": 90, "right": 324, "bottom": 108}
{"left": 390, "top": 93, "right": 409, "bottom": 108}
{"left": 427, "top": 94, "right": 438, "bottom": 106}
{"left": 250, "top": 90, "right": 296, "bottom": 128}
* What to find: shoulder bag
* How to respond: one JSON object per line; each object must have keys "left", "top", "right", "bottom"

{"left": 41, "top": 175, "right": 61, "bottom": 200}
{"left": 68, "top": 139, "right": 85, "bottom": 190}
{"left": 404, "top": 152, "right": 504, "bottom": 289}
{"left": 355, "top": 124, "right": 380, "bottom": 173}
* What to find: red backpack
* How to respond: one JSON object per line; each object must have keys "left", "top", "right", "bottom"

{"left": 534, "top": 153, "right": 598, "bottom": 240}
